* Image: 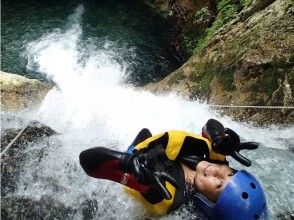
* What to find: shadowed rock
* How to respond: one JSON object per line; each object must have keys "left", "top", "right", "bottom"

{"left": 1, "top": 121, "right": 58, "bottom": 196}
{"left": 1, "top": 196, "right": 77, "bottom": 220}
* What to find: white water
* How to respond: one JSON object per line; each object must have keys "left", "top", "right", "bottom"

{"left": 11, "top": 4, "right": 294, "bottom": 219}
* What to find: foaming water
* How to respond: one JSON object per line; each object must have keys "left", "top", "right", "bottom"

{"left": 9, "top": 4, "right": 294, "bottom": 219}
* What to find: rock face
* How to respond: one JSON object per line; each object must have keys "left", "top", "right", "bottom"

{"left": 0, "top": 71, "right": 51, "bottom": 111}
{"left": 1, "top": 121, "right": 58, "bottom": 196}
{"left": 0, "top": 121, "right": 79, "bottom": 220}
{"left": 144, "top": 0, "right": 294, "bottom": 124}
{"left": 150, "top": 0, "right": 214, "bottom": 28}
{"left": 147, "top": 0, "right": 216, "bottom": 56}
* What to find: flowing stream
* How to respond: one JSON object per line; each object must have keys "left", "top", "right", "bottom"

{"left": 1, "top": 2, "right": 294, "bottom": 220}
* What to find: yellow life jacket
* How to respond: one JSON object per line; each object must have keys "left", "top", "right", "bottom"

{"left": 124, "top": 130, "right": 226, "bottom": 216}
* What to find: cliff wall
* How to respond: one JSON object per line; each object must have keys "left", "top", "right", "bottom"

{"left": 144, "top": 0, "right": 294, "bottom": 124}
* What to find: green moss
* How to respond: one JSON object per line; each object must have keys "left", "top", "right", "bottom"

{"left": 187, "top": 61, "right": 206, "bottom": 82}
{"left": 180, "top": 0, "right": 293, "bottom": 103}
{"left": 240, "top": 0, "right": 254, "bottom": 7}
{"left": 256, "top": 65, "right": 294, "bottom": 97}
{"left": 218, "top": 70, "right": 235, "bottom": 91}
{"left": 288, "top": 70, "right": 294, "bottom": 93}
{"left": 168, "top": 71, "right": 186, "bottom": 86}
{"left": 189, "top": 74, "right": 214, "bottom": 99}
{"left": 182, "top": 36, "right": 199, "bottom": 55}
{"left": 192, "top": 0, "right": 244, "bottom": 55}
{"left": 217, "top": 0, "right": 242, "bottom": 23}
{"left": 261, "top": 58, "right": 294, "bottom": 95}
{"left": 271, "top": 56, "right": 289, "bottom": 68}
{"left": 193, "top": 7, "right": 212, "bottom": 25}
{"left": 187, "top": 49, "right": 237, "bottom": 97}
{"left": 188, "top": 61, "right": 218, "bottom": 98}
{"left": 257, "top": 70, "right": 280, "bottom": 95}
{"left": 289, "top": 53, "right": 294, "bottom": 64}
{"left": 193, "top": 19, "right": 224, "bottom": 54}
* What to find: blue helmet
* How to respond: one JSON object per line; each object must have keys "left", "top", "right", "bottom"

{"left": 193, "top": 170, "right": 268, "bottom": 220}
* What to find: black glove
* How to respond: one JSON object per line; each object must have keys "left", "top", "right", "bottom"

{"left": 203, "top": 119, "right": 258, "bottom": 167}
{"left": 127, "top": 145, "right": 179, "bottom": 200}
{"left": 212, "top": 128, "right": 259, "bottom": 167}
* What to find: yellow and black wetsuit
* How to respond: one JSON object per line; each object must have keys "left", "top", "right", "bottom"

{"left": 79, "top": 129, "right": 227, "bottom": 216}
{"left": 124, "top": 130, "right": 227, "bottom": 215}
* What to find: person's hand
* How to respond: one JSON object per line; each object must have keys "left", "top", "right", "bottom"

{"left": 129, "top": 145, "right": 179, "bottom": 200}
{"left": 212, "top": 128, "right": 259, "bottom": 167}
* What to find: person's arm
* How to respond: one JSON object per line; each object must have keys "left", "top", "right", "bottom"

{"left": 202, "top": 119, "right": 259, "bottom": 166}
{"left": 79, "top": 147, "right": 149, "bottom": 193}
{"left": 176, "top": 133, "right": 227, "bottom": 169}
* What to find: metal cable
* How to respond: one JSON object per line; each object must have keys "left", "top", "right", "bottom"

{"left": 1, "top": 125, "right": 28, "bottom": 157}
{"left": 209, "top": 104, "right": 294, "bottom": 109}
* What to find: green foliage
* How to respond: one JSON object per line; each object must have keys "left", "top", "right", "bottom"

{"left": 218, "top": 2, "right": 241, "bottom": 24}
{"left": 182, "top": 36, "right": 198, "bottom": 55}
{"left": 192, "top": 0, "right": 243, "bottom": 54}
{"left": 240, "top": 0, "right": 254, "bottom": 7}
{"left": 193, "top": 7, "right": 212, "bottom": 25}
{"left": 257, "top": 69, "right": 282, "bottom": 95}
{"left": 189, "top": 72, "right": 214, "bottom": 99}
{"left": 218, "top": 69, "right": 235, "bottom": 91}
{"left": 193, "top": 18, "right": 224, "bottom": 53}
{"left": 183, "top": 0, "right": 254, "bottom": 55}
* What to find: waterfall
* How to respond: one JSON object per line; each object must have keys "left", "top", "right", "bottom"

{"left": 3, "top": 4, "right": 293, "bottom": 219}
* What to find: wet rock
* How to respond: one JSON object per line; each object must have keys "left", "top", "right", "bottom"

{"left": 0, "top": 71, "right": 52, "bottom": 111}
{"left": 145, "top": 0, "right": 216, "bottom": 56}
{"left": 1, "top": 195, "right": 76, "bottom": 220}
{"left": 1, "top": 128, "right": 20, "bottom": 151}
{"left": 1, "top": 121, "right": 58, "bottom": 196}
{"left": 241, "top": 0, "right": 276, "bottom": 21}
{"left": 1, "top": 120, "right": 58, "bottom": 154}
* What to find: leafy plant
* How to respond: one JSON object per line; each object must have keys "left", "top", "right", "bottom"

{"left": 193, "top": 0, "right": 243, "bottom": 54}
{"left": 240, "top": 0, "right": 254, "bottom": 7}
{"left": 193, "top": 7, "right": 213, "bottom": 25}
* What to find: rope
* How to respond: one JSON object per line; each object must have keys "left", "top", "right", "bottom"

{"left": 209, "top": 104, "right": 294, "bottom": 109}
{"left": 1, "top": 125, "right": 28, "bottom": 157}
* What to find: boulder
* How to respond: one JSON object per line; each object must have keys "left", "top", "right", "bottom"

{"left": 1, "top": 121, "right": 58, "bottom": 196}
{"left": 1, "top": 195, "right": 76, "bottom": 219}
{"left": 0, "top": 71, "right": 52, "bottom": 111}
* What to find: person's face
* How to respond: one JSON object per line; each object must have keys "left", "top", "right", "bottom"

{"left": 194, "top": 161, "right": 234, "bottom": 202}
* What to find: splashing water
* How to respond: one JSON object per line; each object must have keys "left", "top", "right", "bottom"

{"left": 5, "top": 4, "right": 294, "bottom": 219}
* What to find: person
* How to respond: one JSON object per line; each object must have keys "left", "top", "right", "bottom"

{"left": 79, "top": 119, "right": 268, "bottom": 219}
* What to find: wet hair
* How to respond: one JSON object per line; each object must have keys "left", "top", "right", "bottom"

{"left": 231, "top": 168, "right": 238, "bottom": 175}
{"left": 184, "top": 182, "right": 197, "bottom": 202}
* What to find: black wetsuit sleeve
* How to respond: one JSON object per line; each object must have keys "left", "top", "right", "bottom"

{"left": 179, "top": 136, "right": 228, "bottom": 168}
{"left": 179, "top": 136, "right": 210, "bottom": 158}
